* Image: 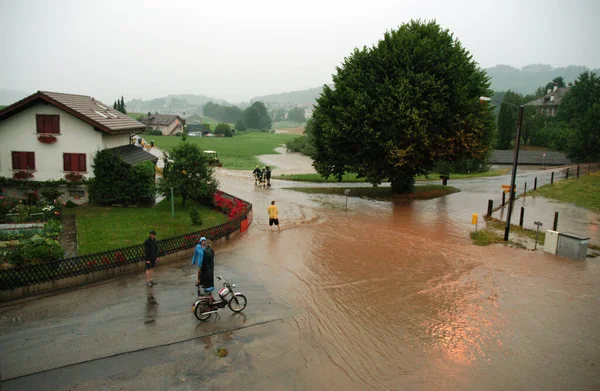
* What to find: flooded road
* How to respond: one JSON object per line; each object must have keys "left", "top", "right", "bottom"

{"left": 1, "top": 168, "right": 600, "bottom": 390}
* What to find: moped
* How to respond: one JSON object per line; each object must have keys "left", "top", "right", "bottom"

{"left": 192, "top": 276, "right": 247, "bottom": 321}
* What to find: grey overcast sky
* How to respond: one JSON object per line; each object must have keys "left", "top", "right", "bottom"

{"left": 0, "top": 0, "right": 598, "bottom": 103}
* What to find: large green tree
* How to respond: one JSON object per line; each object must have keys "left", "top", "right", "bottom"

{"left": 310, "top": 20, "right": 494, "bottom": 193}
{"left": 158, "top": 140, "right": 219, "bottom": 206}
{"left": 287, "top": 107, "right": 306, "bottom": 122}
{"left": 557, "top": 71, "right": 600, "bottom": 162}
{"left": 243, "top": 101, "right": 272, "bottom": 130}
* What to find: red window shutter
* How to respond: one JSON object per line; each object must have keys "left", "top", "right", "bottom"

{"left": 78, "top": 154, "right": 86, "bottom": 171}
{"left": 19, "top": 152, "right": 27, "bottom": 169}
{"left": 36, "top": 115, "right": 44, "bottom": 133}
{"left": 63, "top": 153, "right": 71, "bottom": 171}
{"left": 27, "top": 152, "right": 35, "bottom": 170}
{"left": 52, "top": 116, "right": 60, "bottom": 133}
{"left": 12, "top": 151, "right": 19, "bottom": 169}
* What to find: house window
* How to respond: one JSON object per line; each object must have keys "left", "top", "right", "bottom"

{"left": 63, "top": 153, "right": 87, "bottom": 172}
{"left": 36, "top": 115, "right": 60, "bottom": 134}
{"left": 68, "top": 189, "right": 85, "bottom": 199}
{"left": 11, "top": 151, "right": 36, "bottom": 170}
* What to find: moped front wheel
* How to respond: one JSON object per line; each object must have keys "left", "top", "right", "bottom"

{"left": 194, "top": 302, "right": 212, "bottom": 321}
{"left": 228, "top": 294, "right": 247, "bottom": 313}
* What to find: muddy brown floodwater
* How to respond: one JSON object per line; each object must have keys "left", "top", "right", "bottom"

{"left": 1, "top": 170, "right": 599, "bottom": 391}
{"left": 216, "top": 172, "right": 600, "bottom": 390}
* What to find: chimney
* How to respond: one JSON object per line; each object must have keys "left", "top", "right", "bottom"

{"left": 553, "top": 85, "right": 558, "bottom": 92}
{"left": 550, "top": 95, "right": 555, "bottom": 102}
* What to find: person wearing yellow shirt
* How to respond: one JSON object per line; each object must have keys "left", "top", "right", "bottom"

{"left": 267, "top": 200, "right": 280, "bottom": 231}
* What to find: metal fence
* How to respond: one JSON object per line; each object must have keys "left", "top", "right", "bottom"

{"left": 0, "top": 191, "right": 252, "bottom": 290}
{"left": 487, "top": 163, "right": 600, "bottom": 245}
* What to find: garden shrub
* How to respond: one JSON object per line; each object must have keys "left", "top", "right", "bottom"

{"left": 3, "top": 238, "right": 63, "bottom": 266}
{"left": 40, "top": 188, "right": 63, "bottom": 202}
{"left": 88, "top": 150, "right": 156, "bottom": 206}
{"left": 65, "top": 200, "right": 77, "bottom": 208}
{"left": 189, "top": 206, "right": 203, "bottom": 226}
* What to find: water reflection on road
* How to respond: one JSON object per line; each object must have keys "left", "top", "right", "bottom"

{"left": 216, "top": 168, "right": 600, "bottom": 390}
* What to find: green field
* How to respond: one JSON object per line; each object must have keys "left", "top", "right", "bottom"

{"left": 275, "top": 169, "right": 509, "bottom": 183}
{"left": 286, "top": 185, "right": 460, "bottom": 200}
{"left": 152, "top": 132, "right": 297, "bottom": 170}
{"left": 127, "top": 112, "right": 146, "bottom": 120}
{"left": 273, "top": 120, "right": 306, "bottom": 129}
{"left": 534, "top": 172, "right": 600, "bottom": 212}
{"left": 63, "top": 197, "right": 228, "bottom": 254}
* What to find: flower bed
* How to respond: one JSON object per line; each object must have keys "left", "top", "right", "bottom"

{"left": 213, "top": 191, "right": 247, "bottom": 219}
{"left": 12, "top": 171, "right": 33, "bottom": 180}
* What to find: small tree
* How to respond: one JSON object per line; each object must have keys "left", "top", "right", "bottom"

{"left": 288, "top": 107, "right": 306, "bottom": 122}
{"left": 235, "top": 119, "right": 247, "bottom": 132}
{"left": 214, "top": 123, "right": 231, "bottom": 136}
{"left": 158, "top": 139, "right": 218, "bottom": 206}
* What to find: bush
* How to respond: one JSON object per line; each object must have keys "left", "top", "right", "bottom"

{"left": 88, "top": 151, "right": 156, "bottom": 206}
{"left": 189, "top": 206, "right": 203, "bottom": 226}
{"left": 235, "top": 120, "right": 247, "bottom": 132}
{"left": 4, "top": 238, "right": 64, "bottom": 266}
{"left": 43, "top": 219, "right": 62, "bottom": 239}
{"left": 40, "top": 188, "right": 63, "bottom": 202}
{"left": 214, "top": 123, "right": 231, "bottom": 136}
{"left": 146, "top": 129, "right": 163, "bottom": 136}
{"left": 24, "top": 191, "right": 39, "bottom": 206}
{"left": 65, "top": 200, "right": 77, "bottom": 208}
{"left": 433, "top": 157, "right": 490, "bottom": 175}
{"left": 285, "top": 135, "right": 315, "bottom": 157}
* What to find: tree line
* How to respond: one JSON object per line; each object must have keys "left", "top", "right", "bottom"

{"left": 495, "top": 73, "right": 600, "bottom": 162}
{"left": 203, "top": 101, "right": 272, "bottom": 131}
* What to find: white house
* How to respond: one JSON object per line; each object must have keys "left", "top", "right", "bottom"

{"left": 0, "top": 91, "right": 157, "bottom": 202}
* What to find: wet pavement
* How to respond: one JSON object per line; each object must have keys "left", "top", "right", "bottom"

{"left": 1, "top": 163, "right": 599, "bottom": 390}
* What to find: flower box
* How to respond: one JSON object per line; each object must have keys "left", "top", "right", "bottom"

{"left": 12, "top": 171, "right": 34, "bottom": 180}
{"left": 65, "top": 172, "right": 84, "bottom": 182}
{"left": 37, "top": 134, "right": 58, "bottom": 144}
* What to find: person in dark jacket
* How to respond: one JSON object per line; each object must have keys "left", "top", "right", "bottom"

{"left": 145, "top": 230, "right": 159, "bottom": 287}
{"left": 201, "top": 241, "right": 215, "bottom": 299}
{"left": 265, "top": 165, "right": 272, "bottom": 187}
{"left": 252, "top": 165, "right": 262, "bottom": 185}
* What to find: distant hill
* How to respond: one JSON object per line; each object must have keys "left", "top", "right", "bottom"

{"left": 249, "top": 64, "right": 600, "bottom": 107}
{"left": 486, "top": 64, "right": 600, "bottom": 94}
{"left": 126, "top": 94, "right": 230, "bottom": 115}
{"left": 250, "top": 85, "right": 332, "bottom": 106}
{"left": 0, "top": 88, "right": 29, "bottom": 105}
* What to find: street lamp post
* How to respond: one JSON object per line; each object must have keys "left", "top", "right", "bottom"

{"left": 480, "top": 97, "right": 524, "bottom": 241}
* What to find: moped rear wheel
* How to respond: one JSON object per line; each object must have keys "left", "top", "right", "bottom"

{"left": 228, "top": 294, "right": 247, "bottom": 312}
{"left": 194, "top": 302, "right": 212, "bottom": 321}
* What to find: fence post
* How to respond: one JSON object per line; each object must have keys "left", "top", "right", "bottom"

{"left": 577, "top": 165, "right": 580, "bottom": 178}
{"left": 553, "top": 212, "right": 559, "bottom": 231}
{"left": 519, "top": 207, "right": 524, "bottom": 227}
{"left": 551, "top": 172, "right": 554, "bottom": 184}
{"left": 487, "top": 200, "right": 493, "bottom": 217}
{"left": 534, "top": 177, "right": 537, "bottom": 191}
{"left": 524, "top": 182, "right": 527, "bottom": 195}
{"left": 566, "top": 168, "right": 569, "bottom": 180}
{"left": 502, "top": 191, "right": 506, "bottom": 206}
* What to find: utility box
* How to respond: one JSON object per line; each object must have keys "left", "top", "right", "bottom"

{"left": 544, "top": 230, "right": 559, "bottom": 254}
{"left": 557, "top": 233, "right": 590, "bottom": 261}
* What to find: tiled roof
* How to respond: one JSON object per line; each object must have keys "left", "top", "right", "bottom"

{"left": 0, "top": 91, "right": 146, "bottom": 134}
{"left": 105, "top": 144, "right": 159, "bottom": 166}
{"left": 525, "top": 87, "right": 571, "bottom": 107}
{"left": 139, "top": 114, "right": 182, "bottom": 126}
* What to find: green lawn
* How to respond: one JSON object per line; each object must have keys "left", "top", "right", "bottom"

{"left": 275, "top": 169, "right": 509, "bottom": 183}
{"left": 273, "top": 121, "right": 306, "bottom": 129}
{"left": 153, "top": 132, "right": 297, "bottom": 170}
{"left": 534, "top": 172, "right": 600, "bottom": 213}
{"left": 0, "top": 105, "right": 6, "bottom": 110}
{"left": 285, "top": 185, "right": 460, "bottom": 200}
{"left": 63, "top": 198, "right": 228, "bottom": 254}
